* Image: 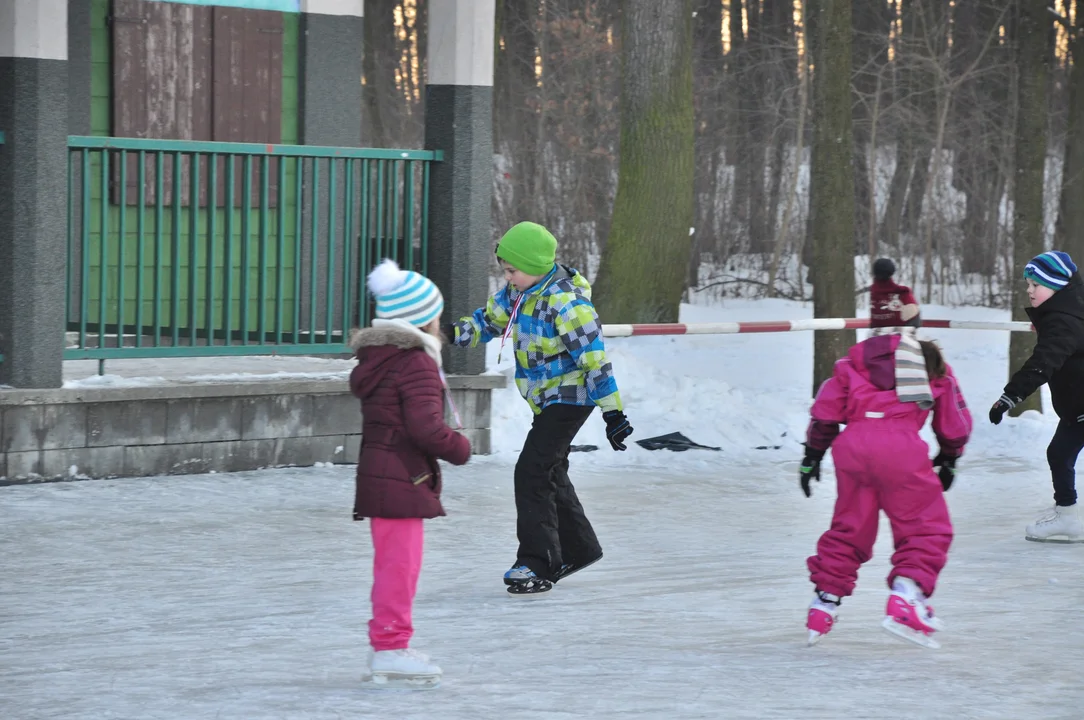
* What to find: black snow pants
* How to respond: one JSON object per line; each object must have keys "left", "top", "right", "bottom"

{"left": 514, "top": 404, "right": 602, "bottom": 581}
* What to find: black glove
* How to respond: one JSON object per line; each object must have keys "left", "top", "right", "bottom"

{"left": 602, "top": 410, "right": 633, "bottom": 451}
{"left": 932, "top": 451, "right": 957, "bottom": 492}
{"left": 800, "top": 445, "right": 826, "bottom": 498}
{"left": 988, "top": 394, "right": 1019, "bottom": 425}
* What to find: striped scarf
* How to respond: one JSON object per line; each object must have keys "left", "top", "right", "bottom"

{"left": 895, "top": 333, "right": 933, "bottom": 409}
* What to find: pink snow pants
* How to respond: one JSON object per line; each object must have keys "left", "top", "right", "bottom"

{"left": 807, "top": 422, "right": 953, "bottom": 598}
{"left": 369, "top": 517, "right": 424, "bottom": 651}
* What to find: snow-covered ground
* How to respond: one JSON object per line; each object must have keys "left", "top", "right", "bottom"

{"left": 5, "top": 298, "right": 1083, "bottom": 718}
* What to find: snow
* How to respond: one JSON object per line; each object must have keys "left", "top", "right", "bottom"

{"left": 4, "top": 298, "right": 1083, "bottom": 717}
{"left": 62, "top": 356, "right": 356, "bottom": 389}
{"left": 488, "top": 298, "right": 1058, "bottom": 470}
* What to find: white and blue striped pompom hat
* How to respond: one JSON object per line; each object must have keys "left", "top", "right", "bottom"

{"left": 367, "top": 259, "right": 444, "bottom": 327}
{"left": 1024, "top": 251, "right": 1078, "bottom": 291}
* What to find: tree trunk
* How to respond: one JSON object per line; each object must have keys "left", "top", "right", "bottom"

{"left": 362, "top": 0, "right": 401, "bottom": 147}
{"left": 690, "top": 0, "right": 724, "bottom": 289}
{"left": 810, "top": 0, "right": 857, "bottom": 391}
{"left": 902, "top": 147, "right": 931, "bottom": 238}
{"left": 1056, "top": 0, "right": 1084, "bottom": 263}
{"left": 593, "top": 0, "right": 694, "bottom": 323}
{"left": 1009, "top": 0, "right": 1050, "bottom": 416}
{"left": 728, "top": 0, "right": 751, "bottom": 238}
{"left": 744, "top": 1, "right": 769, "bottom": 253}
{"left": 881, "top": 0, "right": 916, "bottom": 251}
{"left": 764, "top": 0, "right": 797, "bottom": 259}
{"left": 953, "top": 0, "right": 1000, "bottom": 277}
{"left": 496, "top": 0, "right": 543, "bottom": 224}
{"left": 853, "top": 141, "right": 871, "bottom": 254}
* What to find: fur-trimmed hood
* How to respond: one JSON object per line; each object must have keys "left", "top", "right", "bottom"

{"left": 350, "top": 319, "right": 443, "bottom": 400}
{"left": 350, "top": 319, "right": 442, "bottom": 363}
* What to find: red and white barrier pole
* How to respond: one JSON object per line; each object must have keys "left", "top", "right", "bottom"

{"left": 601, "top": 318, "right": 1033, "bottom": 337}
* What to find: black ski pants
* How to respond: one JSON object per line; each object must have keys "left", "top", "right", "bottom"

{"left": 514, "top": 403, "right": 602, "bottom": 581}
{"left": 1048, "top": 418, "right": 1084, "bottom": 506}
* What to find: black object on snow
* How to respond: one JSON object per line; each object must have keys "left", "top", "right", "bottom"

{"left": 635, "top": 432, "right": 721, "bottom": 452}
{"left": 755, "top": 431, "right": 788, "bottom": 450}
{"left": 569, "top": 445, "right": 600, "bottom": 453}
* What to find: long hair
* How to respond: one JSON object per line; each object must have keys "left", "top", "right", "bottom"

{"left": 919, "top": 340, "right": 947, "bottom": 380}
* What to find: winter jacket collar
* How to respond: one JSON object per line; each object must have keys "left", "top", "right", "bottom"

{"left": 1026, "top": 273, "right": 1084, "bottom": 324}
{"left": 349, "top": 319, "right": 443, "bottom": 368}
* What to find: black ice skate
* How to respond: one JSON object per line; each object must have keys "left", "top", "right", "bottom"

{"left": 503, "top": 565, "right": 553, "bottom": 595}
{"left": 553, "top": 552, "right": 603, "bottom": 583}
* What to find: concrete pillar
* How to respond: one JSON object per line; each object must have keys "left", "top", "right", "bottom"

{"left": 0, "top": 0, "right": 69, "bottom": 388}
{"left": 299, "top": 0, "right": 363, "bottom": 147}
{"left": 425, "top": 0, "right": 495, "bottom": 375}
{"left": 297, "top": 0, "right": 363, "bottom": 338}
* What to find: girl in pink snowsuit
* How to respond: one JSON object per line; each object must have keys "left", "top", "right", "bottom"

{"left": 800, "top": 333, "right": 972, "bottom": 649}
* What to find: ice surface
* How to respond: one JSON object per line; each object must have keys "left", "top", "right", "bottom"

{"left": 6, "top": 298, "right": 1083, "bottom": 717}
{"left": 2, "top": 458, "right": 1082, "bottom": 719}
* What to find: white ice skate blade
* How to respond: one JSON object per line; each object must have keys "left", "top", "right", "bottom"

{"left": 363, "top": 672, "right": 441, "bottom": 690}
{"left": 881, "top": 617, "right": 941, "bottom": 649}
{"left": 1025, "top": 534, "right": 1084, "bottom": 544}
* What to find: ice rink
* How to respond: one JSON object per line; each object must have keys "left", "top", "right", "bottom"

{"left": 3, "top": 455, "right": 1082, "bottom": 719}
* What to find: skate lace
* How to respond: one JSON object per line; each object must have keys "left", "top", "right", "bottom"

{"left": 1034, "top": 510, "right": 1066, "bottom": 527}
{"left": 1035, "top": 506, "right": 1060, "bottom": 524}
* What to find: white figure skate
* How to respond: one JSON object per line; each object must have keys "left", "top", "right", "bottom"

{"left": 364, "top": 648, "right": 442, "bottom": 689}
{"left": 1025, "top": 503, "right": 1084, "bottom": 543}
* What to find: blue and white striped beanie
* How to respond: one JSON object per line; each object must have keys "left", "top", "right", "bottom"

{"left": 367, "top": 259, "right": 444, "bottom": 327}
{"left": 1024, "top": 251, "right": 1078, "bottom": 291}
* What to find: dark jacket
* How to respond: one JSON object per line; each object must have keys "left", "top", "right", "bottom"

{"left": 1005, "top": 273, "right": 1084, "bottom": 420}
{"left": 349, "top": 322, "right": 472, "bottom": 520}
{"left": 870, "top": 278, "right": 921, "bottom": 329}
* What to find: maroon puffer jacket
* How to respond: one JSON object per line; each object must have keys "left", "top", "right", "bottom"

{"left": 349, "top": 323, "right": 471, "bottom": 520}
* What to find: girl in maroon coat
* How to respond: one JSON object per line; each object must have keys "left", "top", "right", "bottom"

{"left": 349, "top": 259, "right": 471, "bottom": 688}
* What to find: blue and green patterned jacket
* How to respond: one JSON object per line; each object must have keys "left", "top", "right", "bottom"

{"left": 451, "top": 264, "right": 623, "bottom": 415}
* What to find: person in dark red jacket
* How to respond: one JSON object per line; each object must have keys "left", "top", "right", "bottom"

{"left": 869, "top": 258, "right": 921, "bottom": 332}
{"left": 349, "top": 259, "right": 471, "bottom": 688}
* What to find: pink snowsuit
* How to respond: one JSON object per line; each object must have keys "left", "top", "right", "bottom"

{"left": 805, "top": 334, "right": 972, "bottom": 599}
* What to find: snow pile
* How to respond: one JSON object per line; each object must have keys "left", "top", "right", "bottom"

{"left": 486, "top": 298, "right": 1057, "bottom": 473}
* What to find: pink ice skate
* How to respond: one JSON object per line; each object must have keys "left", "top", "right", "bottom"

{"left": 806, "top": 591, "right": 841, "bottom": 646}
{"left": 881, "top": 577, "right": 942, "bottom": 649}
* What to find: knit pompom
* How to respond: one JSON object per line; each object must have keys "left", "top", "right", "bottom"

{"left": 367, "top": 258, "right": 407, "bottom": 297}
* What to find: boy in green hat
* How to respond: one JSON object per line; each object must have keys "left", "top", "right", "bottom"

{"left": 447, "top": 221, "right": 633, "bottom": 594}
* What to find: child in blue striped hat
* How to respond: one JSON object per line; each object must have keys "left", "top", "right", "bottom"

{"left": 989, "top": 250, "right": 1084, "bottom": 543}
{"left": 348, "top": 259, "right": 471, "bottom": 687}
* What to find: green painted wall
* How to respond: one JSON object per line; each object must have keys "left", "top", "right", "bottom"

{"left": 83, "top": 0, "right": 303, "bottom": 341}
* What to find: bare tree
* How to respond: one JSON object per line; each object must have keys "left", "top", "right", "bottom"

{"left": 1009, "top": 0, "right": 1051, "bottom": 416}
{"left": 594, "top": 0, "right": 695, "bottom": 323}
{"left": 1056, "top": 0, "right": 1084, "bottom": 262}
{"left": 810, "top": 0, "right": 857, "bottom": 390}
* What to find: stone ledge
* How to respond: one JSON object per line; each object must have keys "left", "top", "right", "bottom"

{"left": 0, "top": 373, "right": 507, "bottom": 406}
{"left": 0, "top": 427, "right": 491, "bottom": 485}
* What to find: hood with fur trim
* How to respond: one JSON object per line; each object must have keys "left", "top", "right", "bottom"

{"left": 350, "top": 320, "right": 442, "bottom": 399}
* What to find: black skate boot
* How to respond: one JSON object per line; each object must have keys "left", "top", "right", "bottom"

{"left": 504, "top": 565, "right": 553, "bottom": 595}
{"left": 553, "top": 552, "right": 603, "bottom": 583}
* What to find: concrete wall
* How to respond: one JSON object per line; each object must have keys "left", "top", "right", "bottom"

{"left": 0, "top": 375, "right": 503, "bottom": 484}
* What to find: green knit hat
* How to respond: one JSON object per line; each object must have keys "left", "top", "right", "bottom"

{"left": 495, "top": 222, "right": 557, "bottom": 276}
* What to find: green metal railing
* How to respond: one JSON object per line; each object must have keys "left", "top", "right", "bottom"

{"left": 65, "top": 136, "right": 440, "bottom": 369}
